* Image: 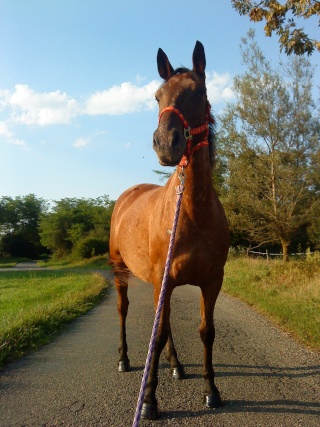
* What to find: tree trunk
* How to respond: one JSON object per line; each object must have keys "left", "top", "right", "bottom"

{"left": 281, "top": 238, "right": 290, "bottom": 262}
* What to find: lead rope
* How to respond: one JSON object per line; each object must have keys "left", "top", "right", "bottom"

{"left": 132, "top": 169, "right": 186, "bottom": 427}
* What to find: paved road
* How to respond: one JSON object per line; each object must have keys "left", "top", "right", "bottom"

{"left": 0, "top": 272, "right": 319, "bottom": 426}
{"left": 0, "top": 261, "right": 48, "bottom": 271}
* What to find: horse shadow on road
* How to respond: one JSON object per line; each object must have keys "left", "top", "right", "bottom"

{"left": 155, "top": 361, "right": 320, "bottom": 419}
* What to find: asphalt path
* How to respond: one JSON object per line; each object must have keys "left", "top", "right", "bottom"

{"left": 0, "top": 266, "right": 319, "bottom": 426}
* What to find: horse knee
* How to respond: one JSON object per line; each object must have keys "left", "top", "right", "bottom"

{"left": 199, "top": 324, "right": 215, "bottom": 345}
{"left": 155, "top": 324, "right": 170, "bottom": 352}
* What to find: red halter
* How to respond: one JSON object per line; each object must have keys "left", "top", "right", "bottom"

{"left": 158, "top": 101, "right": 213, "bottom": 168}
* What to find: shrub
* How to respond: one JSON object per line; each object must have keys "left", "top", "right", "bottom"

{"left": 76, "top": 237, "right": 108, "bottom": 259}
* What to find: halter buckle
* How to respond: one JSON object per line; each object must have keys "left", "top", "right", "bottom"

{"left": 184, "top": 127, "right": 192, "bottom": 140}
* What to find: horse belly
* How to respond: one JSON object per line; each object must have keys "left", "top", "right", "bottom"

{"left": 110, "top": 185, "right": 164, "bottom": 284}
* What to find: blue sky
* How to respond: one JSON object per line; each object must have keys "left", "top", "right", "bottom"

{"left": 1, "top": 0, "right": 319, "bottom": 202}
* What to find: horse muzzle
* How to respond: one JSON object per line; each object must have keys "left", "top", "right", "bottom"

{"left": 153, "top": 127, "right": 186, "bottom": 166}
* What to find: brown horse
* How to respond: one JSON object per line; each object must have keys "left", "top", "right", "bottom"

{"left": 109, "top": 41, "right": 230, "bottom": 420}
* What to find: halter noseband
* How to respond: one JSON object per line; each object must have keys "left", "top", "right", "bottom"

{"left": 158, "top": 101, "right": 213, "bottom": 168}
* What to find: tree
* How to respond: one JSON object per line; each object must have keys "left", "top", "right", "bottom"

{"left": 0, "top": 194, "right": 48, "bottom": 258}
{"left": 231, "top": 0, "right": 320, "bottom": 55}
{"left": 307, "top": 147, "right": 320, "bottom": 248}
{"left": 39, "top": 196, "right": 114, "bottom": 258}
{"left": 218, "top": 31, "right": 320, "bottom": 260}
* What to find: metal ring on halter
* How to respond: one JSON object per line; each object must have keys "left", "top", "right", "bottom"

{"left": 184, "top": 127, "right": 192, "bottom": 140}
{"left": 178, "top": 169, "right": 186, "bottom": 184}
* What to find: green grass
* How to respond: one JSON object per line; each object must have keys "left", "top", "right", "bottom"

{"left": 37, "top": 254, "right": 110, "bottom": 270}
{"left": 223, "top": 255, "right": 320, "bottom": 352}
{"left": 0, "top": 270, "right": 108, "bottom": 367}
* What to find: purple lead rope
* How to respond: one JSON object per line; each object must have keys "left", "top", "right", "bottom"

{"left": 132, "top": 175, "right": 185, "bottom": 427}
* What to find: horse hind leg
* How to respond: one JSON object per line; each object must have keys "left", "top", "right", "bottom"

{"left": 165, "top": 326, "right": 185, "bottom": 379}
{"left": 199, "top": 283, "right": 223, "bottom": 409}
{"left": 113, "top": 263, "right": 131, "bottom": 372}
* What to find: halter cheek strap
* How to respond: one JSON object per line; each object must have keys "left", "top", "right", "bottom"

{"left": 158, "top": 101, "right": 213, "bottom": 168}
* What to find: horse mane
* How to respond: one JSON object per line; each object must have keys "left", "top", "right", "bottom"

{"left": 163, "top": 67, "right": 216, "bottom": 169}
{"left": 207, "top": 109, "right": 216, "bottom": 169}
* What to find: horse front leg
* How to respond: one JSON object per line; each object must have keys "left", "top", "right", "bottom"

{"left": 115, "top": 271, "right": 130, "bottom": 372}
{"left": 199, "top": 284, "right": 223, "bottom": 409}
{"left": 141, "top": 285, "right": 173, "bottom": 420}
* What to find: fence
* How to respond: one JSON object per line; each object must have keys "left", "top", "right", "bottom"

{"left": 248, "top": 249, "right": 315, "bottom": 260}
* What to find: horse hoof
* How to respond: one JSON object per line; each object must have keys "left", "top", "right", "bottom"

{"left": 204, "top": 391, "right": 223, "bottom": 409}
{"left": 141, "top": 402, "right": 159, "bottom": 420}
{"left": 118, "top": 360, "right": 130, "bottom": 372}
{"left": 172, "top": 366, "right": 186, "bottom": 379}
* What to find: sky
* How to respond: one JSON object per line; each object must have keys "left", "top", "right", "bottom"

{"left": 1, "top": 0, "right": 319, "bottom": 202}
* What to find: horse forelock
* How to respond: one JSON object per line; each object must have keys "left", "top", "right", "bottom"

{"left": 159, "top": 67, "right": 198, "bottom": 88}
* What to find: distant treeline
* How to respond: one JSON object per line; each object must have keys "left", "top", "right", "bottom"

{"left": 0, "top": 194, "right": 114, "bottom": 259}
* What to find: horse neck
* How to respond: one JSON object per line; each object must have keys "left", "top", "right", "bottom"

{"left": 177, "top": 146, "right": 214, "bottom": 209}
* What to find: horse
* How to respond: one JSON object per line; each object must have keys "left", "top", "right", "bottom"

{"left": 109, "top": 41, "right": 230, "bottom": 420}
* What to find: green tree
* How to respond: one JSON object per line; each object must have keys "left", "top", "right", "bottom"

{"left": 307, "top": 147, "right": 320, "bottom": 248}
{"left": 232, "top": 0, "right": 320, "bottom": 55}
{"left": 39, "top": 196, "right": 114, "bottom": 259}
{"left": 0, "top": 194, "right": 48, "bottom": 258}
{"left": 218, "top": 31, "right": 320, "bottom": 260}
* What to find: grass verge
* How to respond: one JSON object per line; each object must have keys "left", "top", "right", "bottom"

{"left": 0, "top": 270, "right": 108, "bottom": 367}
{"left": 223, "top": 255, "right": 320, "bottom": 352}
{"left": 37, "top": 254, "right": 110, "bottom": 270}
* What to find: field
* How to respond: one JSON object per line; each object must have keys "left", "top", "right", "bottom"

{"left": 0, "top": 270, "right": 108, "bottom": 367}
{"left": 223, "top": 255, "right": 320, "bottom": 352}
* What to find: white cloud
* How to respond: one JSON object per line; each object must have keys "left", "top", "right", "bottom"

{"left": 8, "top": 138, "right": 30, "bottom": 151}
{"left": 73, "top": 137, "right": 89, "bottom": 149}
{"left": 0, "top": 89, "right": 10, "bottom": 111}
{"left": 0, "top": 71, "right": 233, "bottom": 136}
{"left": 206, "top": 72, "right": 235, "bottom": 104}
{"left": 9, "top": 138, "right": 27, "bottom": 147}
{"left": 85, "top": 80, "right": 159, "bottom": 115}
{"left": 0, "top": 121, "right": 12, "bottom": 138}
{"left": 8, "top": 84, "right": 78, "bottom": 126}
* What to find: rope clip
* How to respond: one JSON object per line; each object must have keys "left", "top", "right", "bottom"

{"left": 176, "top": 167, "right": 186, "bottom": 195}
{"left": 178, "top": 167, "right": 186, "bottom": 185}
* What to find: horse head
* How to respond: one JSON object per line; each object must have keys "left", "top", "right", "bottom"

{"left": 153, "top": 41, "right": 209, "bottom": 167}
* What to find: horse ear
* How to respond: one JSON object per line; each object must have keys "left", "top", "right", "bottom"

{"left": 192, "top": 41, "right": 206, "bottom": 78}
{"left": 157, "top": 48, "right": 174, "bottom": 81}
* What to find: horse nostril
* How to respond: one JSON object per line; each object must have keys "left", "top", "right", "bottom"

{"left": 172, "top": 130, "right": 180, "bottom": 148}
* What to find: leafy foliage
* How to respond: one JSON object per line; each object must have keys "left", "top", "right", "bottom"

{"left": 0, "top": 195, "right": 114, "bottom": 260}
{"left": 39, "top": 196, "right": 114, "bottom": 259}
{"left": 217, "top": 31, "right": 320, "bottom": 259}
{"left": 232, "top": 0, "right": 320, "bottom": 55}
{"left": 76, "top": 237, "right": 109, "bottom": 259}
{"left": 0, "top": 194, "right": 48, "bottom": 258}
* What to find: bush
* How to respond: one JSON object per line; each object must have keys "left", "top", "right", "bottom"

{"left": 76, "top": 237, "right": 108, "bottom": 259}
